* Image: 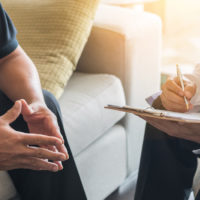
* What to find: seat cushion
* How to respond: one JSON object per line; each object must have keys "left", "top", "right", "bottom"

{"left": 76, "top": 125, "right": 127, "bottom": 200}
{"left": 193, "top": 158, "right": 200, "bottom": 197}
{"left": 2, "top": 0, "right": 100, "bottom": 99}
{"left": 0, "top": 171, "right": 17, "bottom": 200}
{"left": 59, "top": 72, "right": 126, "bottom": 156}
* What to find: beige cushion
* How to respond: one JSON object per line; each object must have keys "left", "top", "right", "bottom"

{"left": 2, "top": 0, "right": 100, "bottom": 98}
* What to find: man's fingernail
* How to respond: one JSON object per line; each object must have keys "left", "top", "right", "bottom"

{"left": 56, "top": 139, "right": 62, "bottom": 145}
{"left": 65, "top": 154, "right": 69, "bottom": 160}
{"left": 52, "top": 166, "right": 58, "bottom": 172}
{"left": 60, "top": 154, "right": 67, "bottom": 161}
{"left": 65, "top": 152, "right": 69, "bottom": 159}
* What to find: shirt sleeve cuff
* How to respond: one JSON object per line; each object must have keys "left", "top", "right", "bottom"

{"left": 145, "top": 91, "right": 162, "bottom": 106}
{"left": 0, "top": 39, "right": 18, "bottom": 59}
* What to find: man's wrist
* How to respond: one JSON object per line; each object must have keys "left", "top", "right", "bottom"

{"left": 29, "top": 100, "right": 47, "bottom": 112}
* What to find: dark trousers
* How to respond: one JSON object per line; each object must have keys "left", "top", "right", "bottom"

{"left": 134, "top": 123, "right": 200, "bottom": 200}
{"left": 0, "top": 90, "right": 87, "bottom": 200}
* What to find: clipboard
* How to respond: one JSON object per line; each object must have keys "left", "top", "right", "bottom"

{"left": 105, "top": 105, "right": 200, "bottom": 124}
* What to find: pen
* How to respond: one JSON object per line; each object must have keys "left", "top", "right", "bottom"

{"left": 176, "top": 64, "right": 189, "bottom": 110}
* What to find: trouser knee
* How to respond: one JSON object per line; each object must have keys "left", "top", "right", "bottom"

{"left": 42, "top": 90, "right": 65, "bottom": 140}
{"left": 42, "top": 90, "right": 61, "bottom": 117}
{"left": 0, "top": 91, "right": 13, "bottom": 115}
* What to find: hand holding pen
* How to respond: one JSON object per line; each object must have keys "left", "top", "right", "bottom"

{"left": 160, "top": 64, "right": 197, "bottom": 113}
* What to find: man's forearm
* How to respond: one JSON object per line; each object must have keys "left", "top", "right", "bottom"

{"left": 0, "top": 46, "right": 45, "bottom": 105}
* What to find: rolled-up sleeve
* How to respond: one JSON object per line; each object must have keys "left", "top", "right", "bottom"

{"left": 0, "top": 3, "right": 18, "bottom": 58}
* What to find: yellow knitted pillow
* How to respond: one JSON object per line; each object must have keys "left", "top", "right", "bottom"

{"left": 2, "top": 0, "right": 100, "bottom": 99}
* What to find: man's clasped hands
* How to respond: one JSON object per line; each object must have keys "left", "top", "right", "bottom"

{"left": 0, "top": 99, "right": 69, "bottom": 172}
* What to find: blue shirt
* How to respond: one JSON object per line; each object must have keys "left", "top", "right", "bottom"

{"left": 0, "top": 3, "right": 18, "bottom": 58}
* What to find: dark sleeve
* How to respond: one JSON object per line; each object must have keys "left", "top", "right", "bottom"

{"left": 0, "top": 3, "right": 18, "bottom": 58}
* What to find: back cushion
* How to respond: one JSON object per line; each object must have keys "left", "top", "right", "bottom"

{"left": 2, "top": 0, "right": 100, "bottom": 98}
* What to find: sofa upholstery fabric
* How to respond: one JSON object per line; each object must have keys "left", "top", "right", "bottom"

{"left": 75, "top": 125, "right": 127, "bottom": 200}
{"left": 0, "top": 172, "right": 17, "bottom": 200}
{"left": 59, "top": 72, "right": 126, "bottom": 156}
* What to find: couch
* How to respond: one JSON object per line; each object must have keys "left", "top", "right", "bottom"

{"left": 0, "top": 4, "right": 161, "bottom": 200}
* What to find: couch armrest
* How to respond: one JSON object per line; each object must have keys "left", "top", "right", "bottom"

{"left": 77, "top": 4, "right": 162, "bottom": 173}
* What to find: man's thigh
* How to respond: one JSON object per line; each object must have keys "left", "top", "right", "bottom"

{"left": 4, "top": 91, "right": 86, "bottom": 200}
{"left": 0, "top": 90, "right": 15, "bottom": 115}
{"left": 135, "top": 123, "right": 200, "bottom": 200}
{"left": 0, "top": 90, "right": 86, "bottom": 200}
{"left": 196, "top": 192, "right": 200, "bottom": 200}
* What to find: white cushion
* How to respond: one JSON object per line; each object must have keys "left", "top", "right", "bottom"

{"left": 0, "top": 171, "right": 17, "bottom": 200}
{"left": 193, "top": 158, "right": 200, "bottom": 197}
{"left": 75, "top": 125, "right": 127, "bottom": 200}
{"left": 59, "top": 72, "right": 126, "bottom": 156}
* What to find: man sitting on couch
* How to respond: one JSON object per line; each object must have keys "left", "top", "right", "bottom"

{"left": 0, "top": 3, "right": 86, "bottom": 200}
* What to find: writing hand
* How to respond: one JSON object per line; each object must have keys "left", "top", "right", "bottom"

{"left": 161, "top": 76, "right": 196, "bottom": 112}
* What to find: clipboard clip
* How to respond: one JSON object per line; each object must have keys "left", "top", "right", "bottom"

{"left": 143, "top": 107, "right": 166, "bottom": 117}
